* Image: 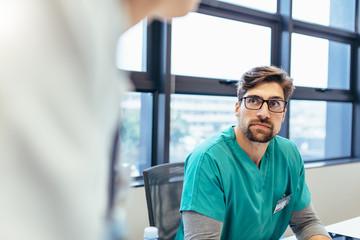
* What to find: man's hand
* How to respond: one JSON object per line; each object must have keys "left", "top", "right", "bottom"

{"left": 308, "top": 234, "right": 332, "bottom": 240}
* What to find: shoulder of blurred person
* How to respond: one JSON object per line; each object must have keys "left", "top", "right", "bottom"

{"left": 0, "top": 1, "right": 131, "bottom": 240}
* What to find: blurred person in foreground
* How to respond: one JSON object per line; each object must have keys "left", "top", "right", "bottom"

{"left": 0, "top": 0, "right": 198, "bottom": 239}
{"left": 175, "top": 66, "right": 331, "bottom": 240}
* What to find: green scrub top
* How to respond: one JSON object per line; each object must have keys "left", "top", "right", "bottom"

{"left": 175, "top": 126, "right": 311, "bottom": 240}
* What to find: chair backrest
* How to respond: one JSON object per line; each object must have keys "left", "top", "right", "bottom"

{"left": 143, "top": 162, "right": 185, "bottom": 240}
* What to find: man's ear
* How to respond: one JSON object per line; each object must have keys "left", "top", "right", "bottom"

{"left": 282, "top": 108, "right": 287, "bottom": 123}
{"left": 235, "top": 102, "right": 240, "bottom": 117}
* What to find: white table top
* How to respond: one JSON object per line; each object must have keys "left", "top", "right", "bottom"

{"left": 326, "top": 216, "right": 360, "bottom": 238}
{"left": 283, "top": 216, "right": 360, "bottom": 239}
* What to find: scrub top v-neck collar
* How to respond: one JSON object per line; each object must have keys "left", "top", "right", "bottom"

{"left": 230, "top": 127, "right": 273, "bottom": 192}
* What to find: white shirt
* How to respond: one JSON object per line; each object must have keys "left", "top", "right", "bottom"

{"left": 0, "top": 0, "right": 131, "bottom": 239}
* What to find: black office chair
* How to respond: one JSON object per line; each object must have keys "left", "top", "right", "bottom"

{"left": 143, "top": 162, "right": 185, "bottom": 240}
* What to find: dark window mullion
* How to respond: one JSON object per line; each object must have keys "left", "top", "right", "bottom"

{"left": 277, "top": 0, "right": 293, "bottom": 138}
{"left": 352, "top": 43, "right": 360, "bottom": 159}
{"left": 174, "top": 75, "right": 237, "bottom": 96}
{"left": 291, "top": 87, "right": 354, "bottom": 102}
{"left": 292, "top": 20, "right": 358, "bottom": 44}
{"left": 147, "top": 20, "right": 171, "bottom": 166}
{"left": 129, "top": 71, "right": 155, "bottom": 91}
{"left": 355, "top": 0, "right": 359, "bottom": 34}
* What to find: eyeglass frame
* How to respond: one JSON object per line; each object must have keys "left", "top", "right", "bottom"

{"left": 238, "top": 96, "right": 288, "bottom": 113}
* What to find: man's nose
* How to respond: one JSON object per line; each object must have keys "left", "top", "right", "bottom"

{"left": 256, "top": 102, "right": 270, "bottom": 119}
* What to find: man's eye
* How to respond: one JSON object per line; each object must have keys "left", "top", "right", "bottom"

{"left": 249, "top": 98, "right": 260, "bottom": 104}
{"left": 270, "top": 100, "right": 281, "bottom": 107}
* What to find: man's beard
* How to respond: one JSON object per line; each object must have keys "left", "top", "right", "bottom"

{"left": 241, "top": 119, "right": 276, "bottom": 143}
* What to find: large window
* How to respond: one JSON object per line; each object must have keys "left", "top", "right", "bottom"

{"left": 119, "top": 0, "right": 360, "bottom": 179}
{"left": 289, "top": 100, "right": 352, "bottom": 161}
{"left": 120, "top": 92, "right": 153, "bottom": 177}
{"left": 218, "top": 0, "right": 277, "bottom": 13}
{"left": 292, "top": 0, "right": 356, "bottom": 31}
{"left": 117, "top": 20, "right": 147, "bottom": 72}
{"left": 291, "top": 33, "right": 350, "bottom": 89}
{"left": 171, "top": 13, "right": 271, "bottom": 80}
{"left": 170, "top": 94, "right": 237, "bottom": 162}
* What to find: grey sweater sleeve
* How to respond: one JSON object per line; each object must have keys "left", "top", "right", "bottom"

{"left": 182, "top": 210, "right": 223, "bottom": 240}
{"left": 182, "top": 203, "right": 331, "bottom": 240}
{"left": 289, "top": 202, "right": 331, "bottom": 240}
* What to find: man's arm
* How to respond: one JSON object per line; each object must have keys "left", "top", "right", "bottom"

{"left": 182, "top": 210, "right": 223, "bottom": 240}
{"left": 308, "top": 235, "right": 332, "bottom": 240}
{"left": 289, "top": 202, "right": 331, "bottom": 240}
{"left": 121, "top": 0, "right": 199, "bottom": 28}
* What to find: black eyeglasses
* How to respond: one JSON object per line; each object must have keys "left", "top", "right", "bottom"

{"left": 239, "top": 96, "right": 287, "bottom": 113}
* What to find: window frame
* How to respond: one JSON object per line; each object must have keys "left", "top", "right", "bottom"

{"left": 124, "top": 0, "right": 360, "bottom": 182}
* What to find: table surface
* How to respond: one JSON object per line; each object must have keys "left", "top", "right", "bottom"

{"left": 326, "top": 216, "right": 360, "bottom": 238}
{"left": 283, "top": 216, "right": 360, "bottom": 239}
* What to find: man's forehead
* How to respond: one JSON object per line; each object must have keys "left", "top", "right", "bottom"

{"left": 244, "top": 82, "right": 284, "bottom": 99}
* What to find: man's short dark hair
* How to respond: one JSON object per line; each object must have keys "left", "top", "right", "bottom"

{"left": 236, "top": 66, "right": 295, "bottom": 102}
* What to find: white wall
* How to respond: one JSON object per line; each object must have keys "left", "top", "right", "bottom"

{"left": 125, "top": 162, "right": 360, "bottom": 240}
{"left": 283, "top": 161, "right": 360, "bottom": 237}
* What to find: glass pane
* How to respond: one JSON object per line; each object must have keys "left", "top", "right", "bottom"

{"left": 217, "top": 0, "right": 277, "bottom": 13}
{"left": 292, "top": 0, "right": 355, "bottom": 31}
{"left": 289, "top": 100, "right": 352, "bottom": 161}
{"left": 171, "top": 13, "right": 271, "bottom": 80}
{"left": 120, "top": 92, "right": 153, "bottom": 177}
{"left": 117, "top": 20, "right": 146, "bottom": 72}
{"left": 170, "top": 94, "right": 237, "bottom": 163}
{"left": 291, "top": 33, "right": 350, "bottom": 89}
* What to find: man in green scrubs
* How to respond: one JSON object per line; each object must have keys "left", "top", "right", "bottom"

{"left": 175, "top": 66, "right": 331, "bottom": 240}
